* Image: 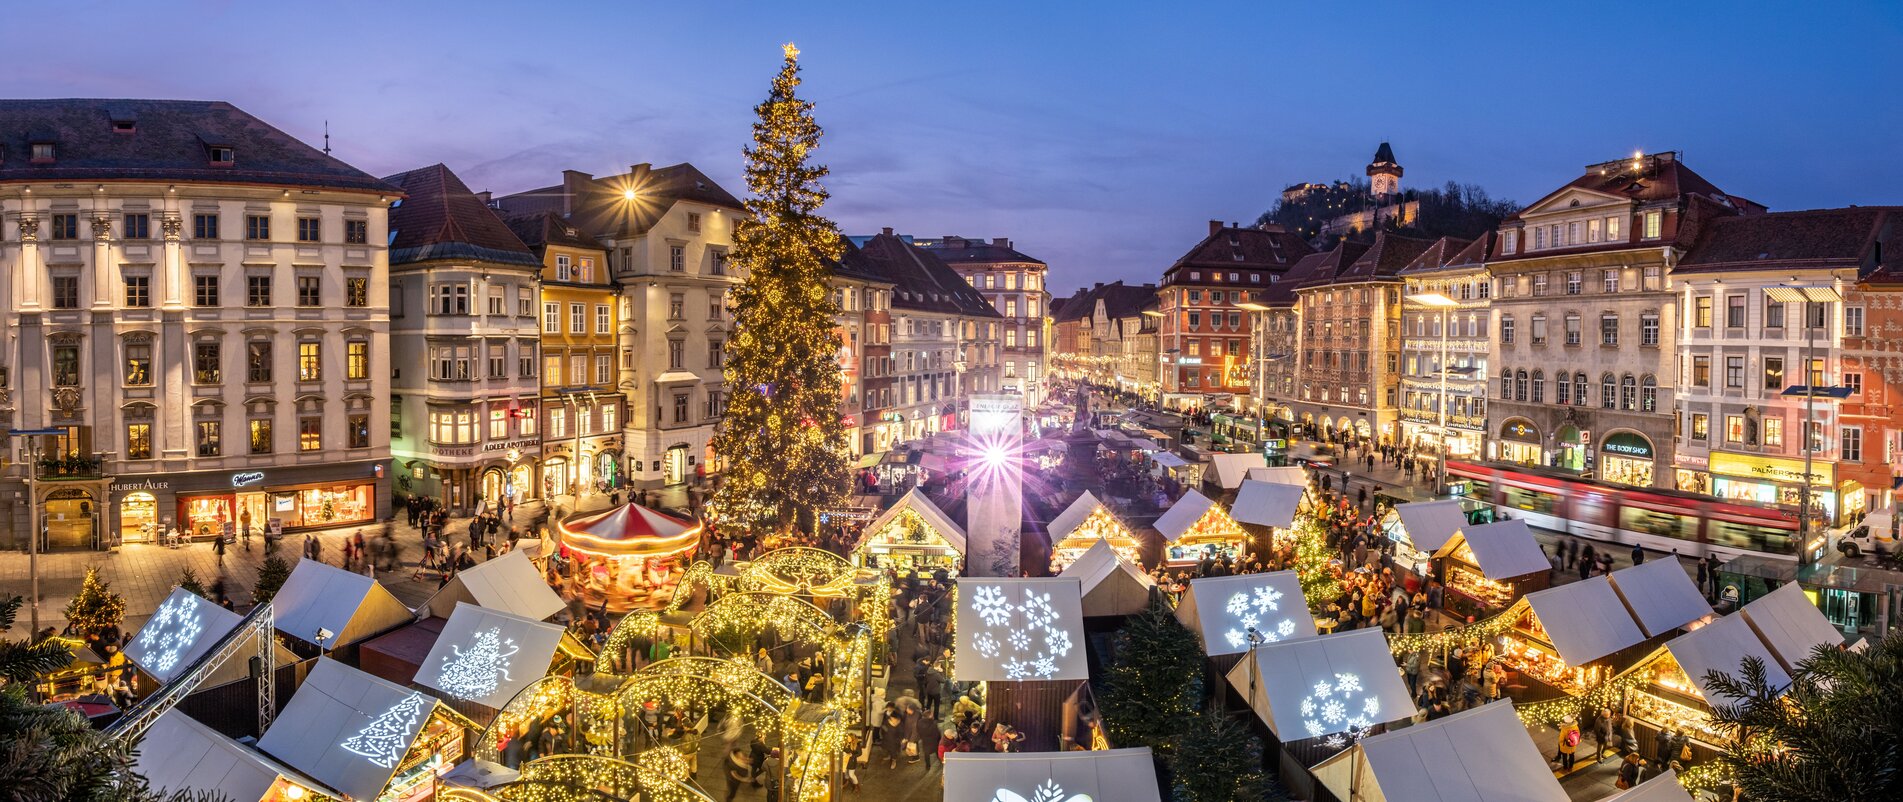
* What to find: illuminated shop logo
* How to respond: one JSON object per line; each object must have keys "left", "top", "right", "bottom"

{"left": 341, "top": 692, "right": 426, "bottom": 768}
{"left": 968, "top": 584, "right": 1074, "bottom": 680}
{"left": 1299, "top": 672, "right": 1381, "bottom": 747}
{"left": 434, "top": 627, "right": 520, "bottom": 701}
{"left": 994, "top": 779, "right": 1092, "bottom": 802}
{"left": 231, "top": 471, "right": 266, "bottom": 488}
{"left": 136, "top": 593, "right": 206, "bottom": 675}
{"left": 1223, "top": 586, "right": 1296, "bottom": 649}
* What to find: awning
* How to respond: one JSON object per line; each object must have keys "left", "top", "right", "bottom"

{"left": 1313, "top": 700, "right": 1567, "bottom": 802}
{"left": 1245, "top": 466, "right": 1308, "bottom": 487}
{"left": 416, "top": 602, "right": 567, "bottom": 709}
{"left": 1521, "top": 576, "right": 1648, "bottom": 667}
{"left": 1665, "top": 612, "right": 1791, "bottom": 700}
{"left": 1177, "top": 570, "right": 1315, "bottom": 656}
{"left": 953, "top": 577, "right": 1088, "bottom": 682}
{"left": 1059, "top": 539, "right": 1155, "bottom": 618}
{"left": 1209, "top": 453, "right": 1268, "bottom": 489}
{"left": 1225, "top": 628, "right": 1417, "bottom": 741}
{"left": 1394, "top": 500, "right": 1470, "bottom": 553}
{"left": 854, "top": 452, "right": 883, "bottom": 469}
{"left": 944, "top": 748, "right": 1160, "bottom": 802}
{"left": 558, "top": 503, "right": 701, "bottom": 559}
{"left": 1128, "top": 437, "right": 1161, "bottom": 451}
{"left": 1230, "top": 480, "right": 1304, "bottom": 529}
{"left": 1151, "top": 452, "right": 1189, "bottom": 469}
{"left": 419, "top": 549, "right": 566, "bottom": 621}
{"left": 271, "top": 560, "right": 415, "bottom": 649}
{"left": 1607, "top": 557, "right": 1714, "bottom": 637}
{"left": 1437, "top": 519, "right": 1549, "bottom": 579}
{"left": 1740, "top": 582, "right": 1844, "bottom": 673}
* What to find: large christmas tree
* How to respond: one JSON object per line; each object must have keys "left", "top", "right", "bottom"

{"left": 710, "top": 42, "right": 850, "bottom": 533}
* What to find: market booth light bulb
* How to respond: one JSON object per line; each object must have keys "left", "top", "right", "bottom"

{"left": 285, "top": 786, "right": 306, "bottom": 800}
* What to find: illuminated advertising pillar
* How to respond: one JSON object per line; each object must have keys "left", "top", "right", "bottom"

{"left": 968, "top": 394, "right": 1024, "bottom": 577}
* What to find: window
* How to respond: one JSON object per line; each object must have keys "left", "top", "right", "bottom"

{"left": 1601, "top": 314, "right": 1618, "bottom": 345}
{"left": 543, "top": 302, "right": 560, "bottom": 333}
{"left": 1643, "top": 211, "right": 1662, "bottom": 239}
{"left": 52, "top": 344, "right": 79, "bottom": 387}
{"left": 1807, "top": 421, "right": 1826, "bottom": 453}
{"left": 1809, "top": 357, "right": 1826, "bottom": 388}
{"left": 487, "top": 289, "right": 503, "bottom": 316}
{"left": 347, "top": 341, "right": 369, "bottom": 380}
{"left": 1846, "top": 306, "right": 1865, "bottom": 336}
{"left": 1574, "top": 374, "right": 1588, "bottom": 405}
{"left": 297, "top": 276, "right": 321, "bottom": 306}
{"left": 1531, "top": 371, "right": 1545, "bottom": 402}
{"left": 1844, "top": 371, "right": 1863, "bottom": 396}
{"left": 673, "top": 393, "right": 690, "bottom": 424}
{"left": 51, "top": 275, "right": 79, "bottom": 308}
{"left": 543, "top": 355, "right": 562, "bottom": 384}
{"left": 1620, "top": 375, "right": 1636, "bottom": 410}
{"left": 490, "top": 409, "right": 509, "bottom": 439}
{"left": 1568, "top": 222, "right": 1581, "bottom": 247}
{"left": 1606, "top": 216, "right": 1622, "bottom": 241}
{"left": 245, "top": 214, "right": 270, "bottom": 241}
{"left": 346, "top": 277, "right": 368, "bottom": 307}
{"left": 1188, "top": 312, "right": 1201, "bottom": 329}
{"left": 1843, "top": 426, "right": 1864, "bottom": 462}
{"left": 1763, "top": 356, "right": 1785, "bottom": 393}
{"left": 1564, "top": 314, "right": 1581, "bottom": 346}
{"left": 556, "top": 255, "right": 573, "bottom": 282}
{"left": 1502, "top": 231, "right": 1518, "bottom": 254}
{"left": 347, "top": 414, "right": 369, "bottom": 449}
{"left": 570, "top": 355, "right": 586, "bottom": 387}
{"left": 1764, "top": 299, "right": 1785, "bottom": 329}
{"left": 298, "top": 342, "right": 321, "bottom": 381}
{"left": 1640, "top": 314, "right": 1660, "bottom": 346}
{"left": 241, "top": 275, "right": 269, "bottom": 307}
{"left": 247, "top": 341, "right": 272, "bottom": 383}
{"left": 197, "top": 420, "right": 222, "bottom": 457}
{"left": 193, "top": 213, "right": 220, "bottom": 239}
{"left": 1588, "top": 219, "right": 1602, "bottom": 243}
{"left": 520, "top": 344, "right": 536, "bottom": 378}
{"left": 297, "top": 217, "right": 320, "bottom": 242}
{"left": 250, "top": 419, "right": 273, "bottom": 454}
{"left": 1726, "top": 415, "right": 1746, "bottom": 444}
{"left": 299, "top": 417, "right": 322, "bottom": 451}
{"left": 1602, "top": 373, "right": 1617, "bottom": 408}
{"left": 1691, "top": 413, "right": 1709, "bottom": 441}
{"left": 433, "top": 283, "right": 468, "bottom": 314}
{"left": 1599, "top": 269, "right": 1618, "bottom": 294}
{"left": 194, "top": 275, "right": 220, "bottom": 307}
{"left": 127, "top": 423, "right": 152, "bottom": 460}
{"left": 669, "top": 293, "right": 684, "bottom": 320}
{"left": 1642, "top": 376, "right": 1657, "bottom": 411}
{"left": 1556, "top": 372, "right": 1571, "bottom": 405}
{"left": 1726, "top": 295, "right": 1746, "bottom": 328}
{"left": 1694, "top": 296, "right": 1712, "bottom": 328}
{"left": 1530, "top": 314, "right": 1549, "bottom": 344}
{"left": 1763, "top": 416, "right": 1783, "bottom": 447}
{"left": 1692, "top": 356, "right": 1711, "bottom": 387}
{"left": 1533, "top": 274, "right": 1549, "bottom": 296}
{"left": 345, "top": 219, "right": 368, "bottom": 244}
{"left": 124, "top": 213, "right": 150, "bottom": 240}
{"left": 1725, "top": 356, "right": 1744, "bottom": 388}
{"left": 569, "top": 303, "right": 585, "bottom": 333}
{"left": 710, "top": 292, "right": 726, "bottom": 320}
{"left": 1514, "top": 370, "right": 1528, "bottom": 402}
{"left": 668, "top": 340, "right": 684, "bottom": 369}
{"left": 687, "top": 212, "right": 702, "bottom": 233}
{"left": 669, "top": 246, "right": 685, "bottom": 272}
{"left": 124, "top": 342, "right": 152, "bottom": 386}
{"left": 193, "top": 342, "right": 221, "bottom": 384}
{"left": 488, "top": 344, "right": 505, "bottom": 379}
{"left": 124, "top": 275, "right": 151, "bottom": 307}
{"left": 705, "top": 390, "right": 726, "bottom": 419}
{"left": 1534, "top": 227, "right": 1546, "bottom": 250}
{"left": 1499, "top": 316, "right": 1515, "bottom": 344}
{"left": 596, "top": 304, "right": 611, "bottom": 334}
{"left": 50, "top": 213, "right": 78, "bottom": 239}
{"left": 596, "top": 354, "right": 613, "bottom": 385}
{"left": 1566, "top": 272, "right": 1582, "bottom": 295}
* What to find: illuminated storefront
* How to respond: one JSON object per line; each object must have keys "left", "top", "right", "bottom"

{"left": 1598, "top": 431, "right": 1657, "bottom": 487}
{"left": 1495, "top": 418, "right": 1543, "bottom": 467}
{"left": 1708, "top": 452, "right": 1843, "bottom": 525}
{"left": 178, "top": 481, "right": 376, "bottom": 539}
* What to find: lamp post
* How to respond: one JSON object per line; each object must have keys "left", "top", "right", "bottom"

{"left": 1767, "top": 284, "right": 1844, "bottom": 567}
{"left": 1407, "top": 293, "right": 1458, "bottom": 495}
{"left": 7, "top": 428, "right": 63, "bottom": 635}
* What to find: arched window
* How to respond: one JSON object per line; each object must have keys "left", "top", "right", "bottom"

{"left": 1531, "top": 370, "right": 1545, "bottom": 403}
{"left": 1574, "top": 374, "right": 1588, "bottom": 406}
{"left": 1556, "top": 372, "right": 1572, "bottom": 405}
{"left": 1621, "top": 374, "right": 1637, "bottom": 410}
{"left": 1641, "top": 375, "right": 1658, "bottom": 412}
{"left": 1601, "top": 373, "right": 1617, "bottom": 409}
{"left": 1501, "top": 371, "right": 1513, "bottom": 399}
{"left": 1515, "top": 369, "right": 1529, "bottom": 402}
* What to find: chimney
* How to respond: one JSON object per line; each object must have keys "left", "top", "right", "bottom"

{"left": 561, "top": 169, "right": 593, "bottom": 217}
{"left": 1231, "top": 222, "right": 1239, "bottom": 229}
{"left": 882, "top": 227, "right": 894, "bottom": 236}
{"left": 475, "top": 190, "right": 493, "bottom": 205}
{"left": 1094, "top": 282, "right": 1105, "bottom": 289}
{"left": 1209, "top": 220, "right": 1225, "bottom": 236}
{"left": 943, "top": 235, "right": 964, "bottom": 248}
{"left": 629, "top": 163, "right": 652, "bottom": 185}
{"left": 992, "top": 237, "right": 1010, "bottom": 248}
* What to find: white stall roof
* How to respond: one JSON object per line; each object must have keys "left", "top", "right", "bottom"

{"left": 125, "top": 587, "right": 243, "bottom": 683}
{"left": 1741, "top": 582, "right": 1844, "bottom": 672}
{"left": 1151, "top": 451, "right": 1189, "bottom": 469}
{"left": 1245, "top": 465, "right": 1309, "bottom": 487}
{"left": 1664, "top": 613, "right": 1791, "bottom": 701}
{"left": 136, "top": 709, "right": 334, "bottom": 802}
{"left": 1608, "top": 558, "right": 1714, "bottom": 637}
{"left": 1129, "top": 437, "right": 1161, "bottom": 451}
{"left": 1153, "top": 490, "right": 1217, "bottom": 542}
{"left": 953, "top": 577, "right": 1088, "bottom": 682}
{"left": 260, "top": 658, "right": 445, "bottom": 802}
{"left": 1225, "top": 628, "right": 1416, "bottom": 741}
{"left": 419, "top": 549, "right": 565, "bottom": 621}
{"left": 1438, "top": 519, "right": 1549, "bottom": 579}
{"left": 1059, "top": 540, "right": 1154, "bottom": 618}
{"left": 1178, "top": 571, "right": 1316, "bottom": 656}
{"left": 1209, "top": 453, "right": 1268, "bottom": 490}
{"left": 862, "top": 487, "right": 967, "bottom": 554}
{"left": 1230, "top": 480, "right": 1305, "bottom": 529}
{"left": 415, "top": 602, "right": 567, "bottom": 709}
{"left": 944, "top": 747, "right": 1160, "bottom": 802}
{"left": 271, "top": 560, "right": 414, "bottom": 648}
{"left": 1047, "top": 491, "right": 1108, "bottom": 543}
{"left": 1522, "top": 576, "right": 1648, "bottom": 667}
{"left": 1394, "top": 500, "right": 1470, "bottom": 553}
{"left": 1316, "top": 700, "right": 1568, "bottom": 802}
{"left": 1600, "top": 770, "right": 1696, "bottom": 802}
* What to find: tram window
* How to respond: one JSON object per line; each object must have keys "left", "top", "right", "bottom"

{"left": 1464, "top": 478, "right": 1493, "bottom": 503}
{"left": 1574, "top": 494, "right": 1615, "bottom": 527}
{"left": 1619, "top": 507, "right": 1698, "bottom": 542}
{"left": 1708, "top": 522, "right": 1792, "bottom": 555}
{"left": 1505, "top": 486, "right": 1559, "bottom": 515}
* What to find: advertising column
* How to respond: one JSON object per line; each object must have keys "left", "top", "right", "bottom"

{"left": 967, "top": 394, "right": 1023, "bottom": 577}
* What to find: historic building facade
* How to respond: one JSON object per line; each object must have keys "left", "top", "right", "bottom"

{"left": 1157, "top": 221, "right": 1313, "bottom": 409}
{"left": 1846, "top": 241, "right": 1903, "bottom": 513}
{"left": 919, "top": 236, "right": 1049, "bottom": 406}
{"left": 0, "top": 99, "right": 396, "bottom": 548}
{"left": 830, "top": 243, "right": 897, "bottom": 455}
{"left": 852, "top": 230, "right": 1002, "bottom": 444}
{"left": 1397, "top": 235, "right": 1493, "bottom": 460}
{"left": 1285, "top": 233, "right": 1433, "bottom": 445}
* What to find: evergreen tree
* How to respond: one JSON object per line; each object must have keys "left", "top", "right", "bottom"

{"left": 1702, "top": 634, "right": 1903, "bottom": 801}
{"left": 252, "top": 556, "right": 291, "bottom": 605}
{"left": 1094, "top": 595, "right": 1204, "bottom": 754}
{"left": 1171, "top": 702, "right": 1275, "bottom": 802}
{"left": 175, "top": 568, "right": 208, "bottom": 600}
{"left": 62, "top": 567, "right": 125, "bottom": 644}
{"left": 710, "top": 42, "right": 850, "bottom": 533}
{"left": 0, "top": 595, "right": 71, "bottom": 686}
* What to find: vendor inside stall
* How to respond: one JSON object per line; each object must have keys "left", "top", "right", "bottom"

{"left": 1493, "top": 576, "right": 1648, "bottom": 702}
{"left": 853, "top": 487, "right": 967, "bottom": 574}
{"left": 556, "top": 504, "right": 701, "bottom": 613}
{"left": 1154, "top": 489, "right": 1249, "bottom": 566}
{"left": 1620, "top": 612, "right": 1789, "bottom": 763}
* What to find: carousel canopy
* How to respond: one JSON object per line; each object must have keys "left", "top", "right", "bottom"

{"left": 1315, "top": 700, "right": 1568, "bottom": 802}
{"left": 559, "top": 503, "right": 701, "bottom": 559}
{"left": 953, "top": 577, "right": 1088, "bottom": 682}
{"left": 1436, "top": 519, "right": 1548, "bottom": 579}
{"left": 1740, "top": 582, "right": 1844, "bottom": 672}
{"left": 862, "top": 487, "right": 968, "bottom": 555}
{"left": 1394, "top": 500, "right": 1470, "bottom": 553}
{"left": 415, "top": 602, "right": 567, "bottom": 709}
{"left": 1664, "top": 612, "right": 1791, "bottom": 701}
{"left": 137, "top": 709, "right": 335, "bottom": 802}
{"left": 1602, "top": 770, "right": 1696, "bottom": 802}
{"left": 1522, "top": 576, "right": 1648, "bottom": 667}
{"left": 1154, "top": 489, "right": 1220, "bottom": 542}
{"left": 1225, "top": 628, "right": 1417, "bottom": 741}
{"left": 1209, "top": 453, "right": 1268, "bottom": 490}
{"left": 1230, "top": 480, "right": 1304, "bottom": 529}
{"left": 1608, "top": 557, "right": 1714, "bottom": 637}
{"left": 272, "top": 560, "right": 415, "bottom": 649}
{"left": 1058, "top": 539, "right": 1154, "bottom": 617}
{"left": 944, "top": 747, "right": 1160, "bottom": 802}
{"left": 125, "top": 586, "right": 243, "bottom": 683}
{"left": 419, "top": 549, "right": 566, "bottom": 622}
{"left": 260, "top": 657, "right": 449, "bottom": 802}
{"left": 1151, "top": 451, "right": 1189, "bottom": 469}
{"left": 1178, "top": 570, "right": 1316, "bottom": 656}
{"left": 1245, "top": 465, "right": 1309, "bottom": 487}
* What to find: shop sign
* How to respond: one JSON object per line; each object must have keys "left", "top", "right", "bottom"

{"left": 1262, "top": 438, "right": 1287, "bottom": 451}
{"left": 435, "top": 445, "right": 477, "bottom": 458}
{"left": 1499, "top": 419, "right": 1540, "bottom": 444}
{"left": 1176, "top": 356, "right": 1202, "bottom": 365}
{"left": 1709, "top": 452, "right": 1833, "bottom": 486}
{"left": 481, "top": 438, "right": 540, "bottom": 452}
{"left": 1600, "top": 432, "right": 1654, "bottom": 459}
{"left": 111, "top": 479, "right": 169, "bottom": 493}
{"left": 230, "top": 471, "right": 265, "bottom": 488}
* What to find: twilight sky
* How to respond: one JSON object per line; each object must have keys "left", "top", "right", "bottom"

{"left": 6, "top": 1, "right": 1899, "bottom": 291}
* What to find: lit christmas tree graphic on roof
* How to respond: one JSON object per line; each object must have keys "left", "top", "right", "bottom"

{"left": 341, "top": 692, "right": 426, "bottom": 768}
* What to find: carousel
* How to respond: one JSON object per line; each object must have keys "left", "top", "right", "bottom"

{"left": 556, "top": 504, "right": 701, "bottom": 613}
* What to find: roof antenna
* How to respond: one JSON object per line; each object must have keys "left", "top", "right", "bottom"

{"left": 323, "top": 121, "right": 331, "bottom": 155}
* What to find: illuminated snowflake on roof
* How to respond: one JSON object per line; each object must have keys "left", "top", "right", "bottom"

{"left": 971, "top": 585, "right": 1012, "bottom": 626}
{"left": 994, "top": 778, "right": 1093, "bottom": 802}
{"left": 136, "top": 593, "right": 206, "bottom": 675}
{"left": 965, "top": 582, "right": 1077, "bottom": 681}
{"left": 1299, "top": 671, "right": 1381, "bottom": 744}
{"left": 1220, "top": 582, "right": 1297, "bottom": 650}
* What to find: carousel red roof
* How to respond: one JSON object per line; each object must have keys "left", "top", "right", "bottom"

{"left": 559, "top": 503, "right": 701, "bottom": 558}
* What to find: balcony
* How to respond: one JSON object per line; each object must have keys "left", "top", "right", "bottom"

{"left": 37, "top": 456, "right": 102, "bottom": 480}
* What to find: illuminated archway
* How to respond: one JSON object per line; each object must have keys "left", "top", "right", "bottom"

{"left": 689, "top": 591, "right": 841, "bottom": 652}
{"left": 736, "top": 547, "right": 861, "bottom": 596}
{"left": 507, "top": 753, "right": 713, "bottom": 802}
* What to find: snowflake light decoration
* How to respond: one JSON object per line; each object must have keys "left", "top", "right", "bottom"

{"left": 1219, "top": 583, "right": 1297, "bottom": 650}
{"left": 994, "top": 779, "right": 1093, "bottom": 802}
{"left": 1299, "top": 671, "right": 1381, "bottom": 743}
{"left": 136, "top": 593, "right": 206, "bottom": 675}
{"left": 964, "top": 582, "right": 1077, "bottom": 680}
{"left": 975, "top": 632, "right": 1001, "bottom": 657}
{"left": 971, "top": 585, "right": 1013, "bottom": 626}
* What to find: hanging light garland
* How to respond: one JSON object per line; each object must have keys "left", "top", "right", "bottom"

{"left": 1384, "top": 598, "right": 1529, "bottom": 656}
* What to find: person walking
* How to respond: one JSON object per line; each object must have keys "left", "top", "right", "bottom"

{"left": 1578, "top": 543, "right": 1596, "bottom": 581}
{"left": 1630, "top": 543, "right": 1646, "bottom": 566}
{"left": 214, "top": 531, "right": 227, "bottom": 567}
{"left": 1556, "top": 716, "right": 1581, "bottom": 771}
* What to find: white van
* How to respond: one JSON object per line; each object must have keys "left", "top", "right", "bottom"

{"left": 1841, "top": 508, "right": 1897, "bottom": 558}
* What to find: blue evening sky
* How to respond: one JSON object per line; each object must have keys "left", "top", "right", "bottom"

{"left": 5, "top": 1, "right": 1899, "bottom": 290}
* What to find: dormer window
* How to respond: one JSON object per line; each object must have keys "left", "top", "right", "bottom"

{"left": 30, "top": 142, "right": 55, "bottom": 163}
{"left": 113, "top": 120, "right": 136, "bottom": 133}
{"left": 208, "top": 146, "right": 235, "bottom": 165}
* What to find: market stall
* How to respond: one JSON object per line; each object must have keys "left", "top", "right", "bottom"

{"left": 555, "top": 503, "right": 701, "bottom": 613}
{"left": 1154, "top": 489, "right": 1250, "bottom": 566}
{"left": 1385, "top": 499, "right": 1470, "bottom": 575}
{"left": 1603, "top": 770, "right": 1698, "bottom": 802}
{"left": 1622, "top": 612, "right": 1786, "bottom": 757}
{"left": 954, "top": 577, "right": 1089, "bottom": 682}
{"left": 1311, "top": 700, "right": 1568, "bottom": 802}
{"left": 126, "top": 586, "right": 296, "bottom": 690}
{"left": 854, "top": 486, "right": 967, "bottom": 573}
{"left": 1432, "top": 519, "right": 1550, "bottom": 619}
{"left": 1245, "top": 465, "right": 1309, "bottom": 487}
{"left": 1496, "top": 577, "right": 1649, "bottom": 700}
{"left": 944, "top": 748, "right": 1161, "bottom": 802}
{"left": 1046, "top": 490, "right": 1141, "bottom": 571}
{"left": 419, "top": 549, "right": 567, "bottom": 622}
{"left": 1177, "top": 570, "right": 1315, "bottom": 660}
{"left": 1229, "top": 479, "right": 1305, "bottom": 549}
{"left": 1607, "top": 557, "right": 1715, "bottom": 638}
{"left": 1739, "top": 582, "right": 1844, "bottom": 673}
{"left": 259, "top": 658, "right": 472, "bottom": 802}
{"left": 1207, "top": 452, "right": 1268, "bottom": 494}
{"left": 414, "top": 603, "right": 569, "bottom": 711}
{"left": 1149, "top": 450, "right": 1195, "bottom": 485}
{"left": 1059, "top": 539, "right": 1156, "bottom": 618}
{"left": 1225, "top": 628, "right": 1416, "bottom": 746}
{"left": 136, "top": 709, "right": 337, "bottom": 802}
{"left": 271, "top": 560, "right": 416, "bottom": 651}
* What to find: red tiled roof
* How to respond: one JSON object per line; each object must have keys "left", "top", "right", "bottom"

{"left": 384, "top": 163, "right": 538, "bottom": 267}
{"left": 1162, "top": 224, "right": 1314, "bottom": 283}
{"left": 1336, "top": 232, "right": 1438, "bottom": 281}
{"left": 1676, "top": 206, "right": 1897, "bottom": 274}
{"left": 1397, "top": 236, "right": 1474, "bottom": 275}
{"left": 503, "top": 209, "right": 603, "bottom": 257}
{"left": 1289, "top": 240, "right": 1373, "bottom": 291}
{"left": 853, "top": 232, "right": 1002, "bottom": 318}
{"left": 1513, "top": 151, "right": 1729, "bottom": 217}
{"left": 494, "top": 163, "right": 745, "bottom": 239}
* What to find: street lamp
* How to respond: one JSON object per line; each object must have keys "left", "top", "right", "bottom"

{"left": 6, "top": 427, "right": 64, "bottom": 635}
{"left": 1406, "top": 292, "right": 1458, "bottom": 494}
{"left": 1767, "top": 283, "right": 1845, "bottom": 566}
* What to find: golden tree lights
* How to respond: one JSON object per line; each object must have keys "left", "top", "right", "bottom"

{"left": 1290, "top": 518, "right": 1342, "bottom": 609}
{"left": 710, "top": 42, "right": 852, "bottom": 532}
